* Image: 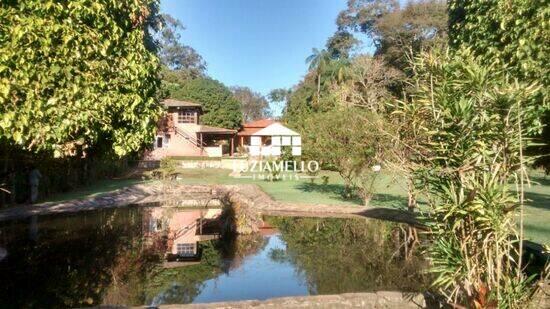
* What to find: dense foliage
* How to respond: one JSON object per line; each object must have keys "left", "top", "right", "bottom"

{"left": 279, "top": 1, "right": 548, "bottom": 306}
{"left": 332, "top": 0, "right": 447, "bottom": 69}
{"left": 448, "top": 0, "right": 550, "bottom": 171}
{"left": 449, "top": 0, "right": 549, "bottom": 93}
{"left": 157, "top": 14, "right": 206, "bottom": 77}
{"left": 0, "top": 0, "right": 162, "bottom": 157}
{"left": 231, "top": 86, "right": 271, "bottom": 122}
{"left": 403, "top": 49, "right": 541, "bottom": 307}
{"left": 167, "top": 77, "right": 242, "bottom": 129}
{"left": 302, "top": 108, "right": 389, "bottom": 204}
{"left": 282, "top": 59, "right": 349, "bottom": 130}
{"left": 269, "top": 216, "right": 430, "bottom": 294}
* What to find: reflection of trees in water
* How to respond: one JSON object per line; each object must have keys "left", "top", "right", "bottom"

{"left": 0, "top": 209, "right": 428, "bottom": 306}
{"left": 137, "top": 234, "right": 267, "bottom": 305}
{"left": 269, "top": 248, "right": 291, "bottom": 264}
{"left": 267, "top": 216, "right": 431, "bottom": 295}
{"left": 0, "top": 207, "right": 145, "bottom": 308}
{"left": 0, "top": 207, "right": 271, "bottom": 307}
{"left": 217, "top": 233, "right": 267, "bottom": 272}
{"left": 142, "top": 241, "right": 222, "bottom": 305}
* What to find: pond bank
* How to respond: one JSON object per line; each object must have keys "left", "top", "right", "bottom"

{"left": 0, "top": 182, "right": 546, "bottom": 260}
{"left": 0, "top": 182, "right": 420, "bottom": 227}
{"left": 150, "top": 291, "right": 428, "bottom": 309}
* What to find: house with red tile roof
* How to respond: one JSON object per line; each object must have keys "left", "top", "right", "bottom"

{"left": 237, "top": 119, "right": 301, "bottom": 157}
{"left": 236, "top": 118, "right": 276, "bottom": 148}
{"left": 144, "top": 103, "right": 301, "bottom": 160}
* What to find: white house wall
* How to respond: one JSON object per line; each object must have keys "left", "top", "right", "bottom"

{"left": 281, "top": 136, "right": 291, "bottom": 146}
{"left": 247, "top": 135, "right": 302, "bottom": 157}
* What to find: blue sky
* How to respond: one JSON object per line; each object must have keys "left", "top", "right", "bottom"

{"left": 160, "top": 0, "right": 372, "bottom": 98}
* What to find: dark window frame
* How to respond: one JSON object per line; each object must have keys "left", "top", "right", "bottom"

{"left": 178, "top": 110, "right": 195, "bottom": 123}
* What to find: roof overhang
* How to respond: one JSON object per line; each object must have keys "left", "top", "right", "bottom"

{"left": 162, "top": 99, "right": 202, "bottom": 108}
{"left": 197, "top": 125, "right": 237, "bottom": 134}
{"left": 252, "top": 123, "right": 300, "bottom": 136}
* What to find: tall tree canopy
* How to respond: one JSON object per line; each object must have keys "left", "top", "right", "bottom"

{"left": 333, "top": 0, "right": 447, "bottom": 69}
{"left": 231, "top": 87, "right": 271, "bottom": 122}
{"left": 326, "top": 30, "right": 359, "bottom": 59}
{"left": 0, "top": 0, "right": 162, "bottom": 157}
{"left": 168, "top": 78, "right": 242, "bottom": 129}
{"left": 157, "top": 14, "right": 206, "bottom": 77}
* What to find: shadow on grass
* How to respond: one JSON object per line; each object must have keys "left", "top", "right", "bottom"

{"left": 294, "top": 182, "right": 363, "bottom": 205}
{"left": 530, "top": 174, "right": 550, "bottom": 187}
{"left": 371, "top": 193, "right": 408, "bottom": 210}
{"left": 524, "top": 191, "right": 550, "bottom": 211}
{"left": 356, "top": 207, "right": 422, "bottom": 227}
{"left": 294, "top": 182, "right": 409, "bottom": 210}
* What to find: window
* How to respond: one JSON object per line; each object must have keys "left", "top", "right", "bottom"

{"left": 262, "top": 136, "right": 272, "bottom": 146}
{"left": 177, "top": 243, "right": 196, "bottom": 256}
{"left": 155, "top": 135, "right": 170, "bottom": 148}
{"left": 281, "top": 136, "right": 291, "bottom": 146}
{"left": 178, "top": 110, "right": 195, "bottom": 123}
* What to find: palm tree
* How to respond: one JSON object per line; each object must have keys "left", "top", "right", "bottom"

{"left": 305, "top": 48, "right": 330, "bottom": 102}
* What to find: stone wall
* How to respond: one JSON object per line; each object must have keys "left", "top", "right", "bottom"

{"left": 155, "top": 292, "right": 429, "bottom": 308}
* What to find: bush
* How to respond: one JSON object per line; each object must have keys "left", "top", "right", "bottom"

{"left": 404, "top": 49, "right": 543, "bottom": 307}
{"left": 0, "top": 0, "right": 162, "bottom": 157}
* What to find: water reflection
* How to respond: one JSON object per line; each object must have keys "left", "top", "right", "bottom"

{"left": 266, "top": 217, "right": 429, "bottom": 295}
{"left": 142, "top": 207, "right": 222, "bottom": 261}
{"left": 0, "top": 205, "right": 429, "bottom": 307}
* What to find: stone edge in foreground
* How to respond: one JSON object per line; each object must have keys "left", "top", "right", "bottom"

{"left": 134, "top": 292, "right": 426, "bottom": 308}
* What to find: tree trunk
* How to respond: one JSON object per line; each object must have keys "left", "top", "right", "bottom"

{"left": 407, "top": 177, "right": 416, "bottom": 211}
{"left": 317, "top": 73, "right": 321, "bottom": 102}
{"left": 363, "top": 194, "right": 372, "bottom": 206}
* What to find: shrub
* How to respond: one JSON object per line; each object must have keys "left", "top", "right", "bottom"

{"left": 404, "top": 49, "right": 543, "bottom": 307}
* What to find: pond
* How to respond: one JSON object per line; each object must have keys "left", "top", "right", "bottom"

{"left": 0, "top": 205, "right": 430, "bottom": 307}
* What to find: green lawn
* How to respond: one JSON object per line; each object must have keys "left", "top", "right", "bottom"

{"left": 41, "top": 167, "right": 549, "bottom": 245}
{"left": 43, "top": 178, "right": 151, "bottom": 203}
{"left": 175, "top": 168, "right": 408, "bottom": 208}
{"left": 521, "top": 172, "right": 550, "bottom": 245}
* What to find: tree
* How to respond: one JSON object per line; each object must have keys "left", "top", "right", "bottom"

{"left": 334, "top": 55, "right": 403, "bottom": 111}
{"left": 0, "top": 0, "right": 162, "bottom": 157}
{"left": 305, "top": 48, "right": 331, "bottom": 102}
{"left": 302, "top": 108, "right": 389, "bottom": 205}
{"left": 448, "top": 0, "right": 549, "bottom": 170}
{"left": 169, "top": 78, "right": 242, "bottom": 129}
{"left": 326, "top": 30, "right": 359, "bottom": 59}
{"left": 231, "top": 87, "right": 271, "bottom": 122}
{"left": 157, "top": 14, "right": 206, "bottom": 76}
{"left": 283, "top": 57, "right": 352, "bottom": 129}
{"left": 335, "top": 0, "right": 447, "bottom": 70}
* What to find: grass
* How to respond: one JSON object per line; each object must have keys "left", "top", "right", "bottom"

{"left": 168, "top": 156, "right": 224, "bottom": 161}
{"left": 174, "top": 168, "right": 408, "bottom": 208}
{"left": 167, "top": 156, "right": 245, "bottom": 161}
{"left": 39, "top": 167, "right": 549, "bottom": 244}
{"left": 521, "top": 171, "right": 550, "bottom": 245}
{"left": 42, "top": 178, "right": 151, "bottom": 203}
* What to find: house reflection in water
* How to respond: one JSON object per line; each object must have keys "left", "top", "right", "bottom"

{"left": 142, "top": 207, "right": 222, "bottom": 261}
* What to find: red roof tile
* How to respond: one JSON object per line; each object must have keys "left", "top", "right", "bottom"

{"left": 237, "top": 127, "right": 262, "bottom": 136}
{"left": 242, "top": 118, "right": 276, "bottom": 128}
